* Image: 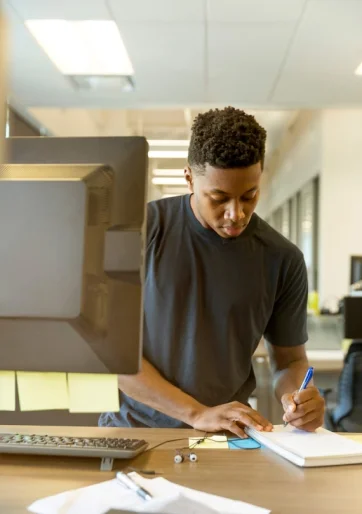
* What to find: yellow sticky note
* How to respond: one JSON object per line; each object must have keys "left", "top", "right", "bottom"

{"left": 189, "top": 435, "right": 229, "bottom": 449}
{"left": 16, "top": 372, "right": 68, "bottom": 411}
{"left": 0, "top": 371, "right": 16, "bottom": 411}
{"left": 68, "top": 373, "right": 120, "bottom": 413}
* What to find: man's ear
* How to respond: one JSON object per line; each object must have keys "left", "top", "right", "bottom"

{"left": 184, "top": 166, "right": 194, "bottom": 193}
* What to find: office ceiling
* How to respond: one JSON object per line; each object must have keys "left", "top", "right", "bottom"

{"left": 3, "top": 0, "right": 362, "bottom": 198}
{"left": 4, "top": 0, "right": 362, "bottom": 109}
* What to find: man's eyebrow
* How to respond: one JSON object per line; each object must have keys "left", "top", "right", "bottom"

{"left": 209, "top": 188, "right": 227, "bottom": 195}
{"left": 209, "top": 187, "right": 258, "bottom": 195}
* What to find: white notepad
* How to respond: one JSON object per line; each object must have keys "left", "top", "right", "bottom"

{"left": 245, "top": 424, "right": 362, "bottom": 467}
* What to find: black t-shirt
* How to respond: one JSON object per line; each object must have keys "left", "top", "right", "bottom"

{"left": 99, "top": 194, "right": 308, "bottom": 428}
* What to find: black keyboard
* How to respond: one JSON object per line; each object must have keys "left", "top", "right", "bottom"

{"left": 0, "top": 433, "right": 148, "bottom": 462}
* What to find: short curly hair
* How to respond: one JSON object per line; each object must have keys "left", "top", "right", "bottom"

{"left": 188, "top": 106, "right": 267, "bottom": 174}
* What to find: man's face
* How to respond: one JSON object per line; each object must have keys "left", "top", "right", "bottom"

{"left": 186, "top": 162, "right": 262, "bottom": 239}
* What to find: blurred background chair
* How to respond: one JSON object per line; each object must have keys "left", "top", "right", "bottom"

{"left": 322, "top": 341, "right": 362, "bottom": 432}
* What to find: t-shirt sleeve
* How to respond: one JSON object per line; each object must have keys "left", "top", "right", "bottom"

{"left": 264, "top": 250, "right": 308, "bottom": 347}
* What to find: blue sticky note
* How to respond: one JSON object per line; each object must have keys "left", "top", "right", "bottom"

{"left": 228, "top": 437, "right": 261, "bottom": 450}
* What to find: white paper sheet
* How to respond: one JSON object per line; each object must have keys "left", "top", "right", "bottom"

{"left": 28, "top": 472, "right": 270, "bottom": 514}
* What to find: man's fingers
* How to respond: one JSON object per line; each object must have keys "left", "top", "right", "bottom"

{"left": 231, "top": 411, "right": 273, "bottom": 432}
{"left": 283, "top": 398, "right": 316, "bottom": 423}
{"left": 293, "top": 386, "right": 319, "bottom": 404}
{"left": 224, "top": 420, "right": 247, "bottom": 439}
{"left": 248, "top": 411, "right": 273, "bottom": 430}
{"left": 289, "top": 411, "right": 323, "bottom": 431}
{"left": 230, "top": 406, "right": 272, "bottom": 430}
{"left": 289, "top": 410, "right": 317, "bottom": 428}
{"left": 281, "top": 393, "right": 297, "bottom": 415}
{"left": 296, "top": 419, "right": 322, "bottom": 432}
{"left": 233, "top": 413, "right": 263, "bottom": 430}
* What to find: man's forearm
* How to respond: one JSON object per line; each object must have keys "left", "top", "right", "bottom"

{"left": 117, "top": 358, "right": 205, "bottom": 426}
{"left": 272, "top": 358, "right": 311, "bottom": 402}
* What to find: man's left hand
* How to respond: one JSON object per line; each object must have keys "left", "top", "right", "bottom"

{"left": 281, "top": 386, "right": 325, "bottom": 431}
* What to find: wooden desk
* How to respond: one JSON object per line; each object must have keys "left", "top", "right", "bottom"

{"left": 0, "top": 426, "right": 361, "bottom": 514}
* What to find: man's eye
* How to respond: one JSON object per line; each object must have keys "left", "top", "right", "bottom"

{"left": 242, "top": 194, "right": 256, "bottom": 202}
{"left": 211, "top": 197, "right": 227, "bottom": 204}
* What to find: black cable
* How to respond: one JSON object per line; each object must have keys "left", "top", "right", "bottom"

{"left": 125, "top": 434, "right": 260, "bottom": 475}
{"left": 124, "top": 435, "right": 206, "bottom": 475}
{"left": 145, "top": 434, "right": 261, "bottom": 453}
{"left": 143, "top": 436, "right": 191, "bottom": 453}
{"left": 138, "top": 432, "right": 221, "bottom": 456}
{"left": 136, "top": 433, "right": 261, "bottom": 461}
{"left": 188, "top": 435, "right": 261, "bottom": 450}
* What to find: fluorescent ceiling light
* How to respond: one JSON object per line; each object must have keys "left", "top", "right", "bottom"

{"left": 148, "top": 140, "right": 189, "bottom": 147}
{"left": 69, "top": 75, "right": 134, "bottom": 92}
{"left": 148, "top": 150, "right": 188, "bottom": 159}
{"left": 153, "top": 169, "right": 184, "bottom": 176}
{"left": 25, "top": 20, "right": 134, "bottom": 76}
{"left": 355, "top": 62, "right": 362, "bottom": 75}
{"left": 152, "top": 177, "right": 186, "bottom": 185}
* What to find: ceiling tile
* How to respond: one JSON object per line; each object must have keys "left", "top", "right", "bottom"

{"left": 207, "top": 0, "right": 305, "bottom": 24}
{"left": 109, "top": 0, "right": 204, "bottom": 23}
{"left": 6, "top": 0, "right": 362, "bottom": 109}
{"left": 272, "top": 73, "right": 362, "bottom": 106}
{"left": 272, "top": 0, "right": 362, "bottom": 104}
{"left": 207, "top": 24, "right": 295, "bottom": 102}
{"left": 6, "top": 0, "right": 110, "bottom": 19}
{"left": 117, "top": 23, "right": 205, "bottom": 101}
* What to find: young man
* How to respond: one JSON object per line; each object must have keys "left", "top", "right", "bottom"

{"left": 99, "top": 107, "right": 325, "bottom": 437}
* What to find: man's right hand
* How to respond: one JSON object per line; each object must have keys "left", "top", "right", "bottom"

{"left": 191, "top": 402, "right": 273, "bottom": 438}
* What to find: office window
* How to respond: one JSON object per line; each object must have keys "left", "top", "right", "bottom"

{"left": 273, "top": 208, "right": 282, "bottom": 234}
{"left": 289, "top": 195, "right": 299, "bottom": 245}
{"left": 297, "top": 178, "right": 319, "bottom": 291}
{"left": 280, "top": 202, "right": 290, "bottom": 239}
{"left": 268, "top": 212, "right": 276, "bottom": 230}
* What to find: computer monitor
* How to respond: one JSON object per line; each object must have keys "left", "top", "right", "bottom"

{"left": 0, "top": 4, "right": 6, "bottom": 163}
{"left": 344, "top": 295, "right": 362, "bottom": 340}
{"left": 0, "top": 136, "right": 148, "bottom": 374}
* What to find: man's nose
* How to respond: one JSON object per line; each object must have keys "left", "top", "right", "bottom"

{"left": 225, "top": 200, "right": 246, "bottom": 222}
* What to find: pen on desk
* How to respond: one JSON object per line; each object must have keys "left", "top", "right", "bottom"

{"left": 116, "top": 471, "right": 153, "bottom": 501}
{"left": 284, "top": 366, "right": 314, "bottom": 427}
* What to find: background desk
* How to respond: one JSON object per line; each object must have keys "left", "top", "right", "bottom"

{"left": 0, "top": 426, "right": 362, "bottom": 514}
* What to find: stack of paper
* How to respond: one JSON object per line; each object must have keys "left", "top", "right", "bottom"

{"left": 245, "top": 424, "right": 362, "bottom": 467}
{"left": 28, "top": 472, "right": 270, "bottom": 514}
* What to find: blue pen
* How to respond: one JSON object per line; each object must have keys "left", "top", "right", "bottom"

{"left": 284, "top": 366, "right": 314, "bottom": 427}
